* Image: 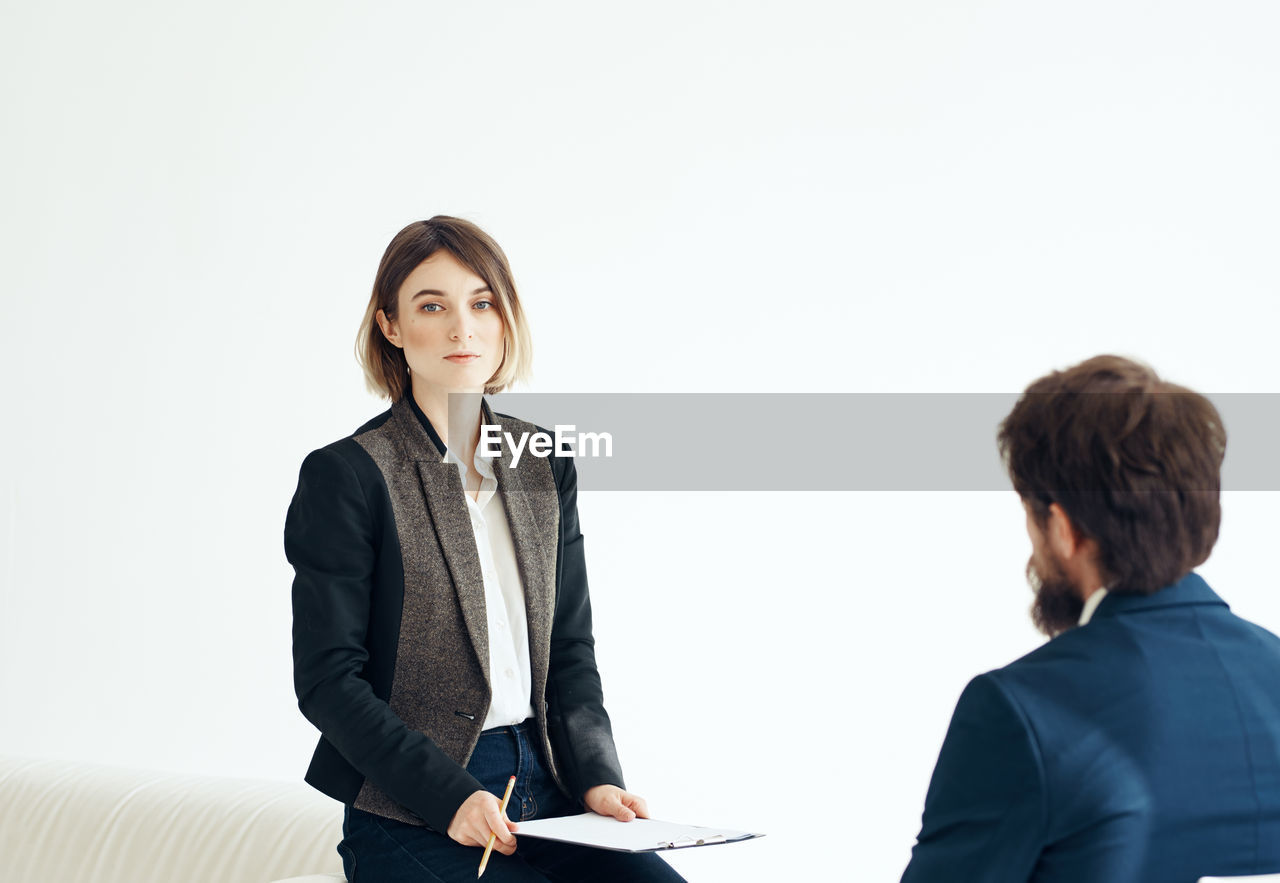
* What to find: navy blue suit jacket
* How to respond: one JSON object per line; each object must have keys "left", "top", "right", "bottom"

{"left": 902, "top": 573, "right": 1280, "bottom": 882}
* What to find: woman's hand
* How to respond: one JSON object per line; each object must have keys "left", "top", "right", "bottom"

{"left": 446, "top": 790, "right": 519, "bottom": 854}
{"left": 584, "top": 784, "right": 650, "bottom": 821}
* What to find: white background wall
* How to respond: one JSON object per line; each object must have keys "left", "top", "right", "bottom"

{"left": 2, "top": 1, "right": 1278, "bottom": 879}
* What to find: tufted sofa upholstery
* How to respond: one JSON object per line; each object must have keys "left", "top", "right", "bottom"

{"left": 1, "top": 755, "right": 347, "bottom": 883}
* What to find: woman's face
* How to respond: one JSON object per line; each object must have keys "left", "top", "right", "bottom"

{"left": 378, "top": 250, "right": 505, "bottom": 395}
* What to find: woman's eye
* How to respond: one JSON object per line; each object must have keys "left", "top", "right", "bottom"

{"left": 473, "top": 300, "right": 493, "bottom": 310}
{"left": 420, "top": 303, "right": 443, "bottom": 312}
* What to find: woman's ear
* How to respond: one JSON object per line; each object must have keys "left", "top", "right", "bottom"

{"left": 375, "top": 308, "right": 402, "bottom": 347}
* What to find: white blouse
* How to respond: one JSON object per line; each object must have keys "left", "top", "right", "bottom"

{"left": 456, "top": 446, "right": 536, "bottom": 730}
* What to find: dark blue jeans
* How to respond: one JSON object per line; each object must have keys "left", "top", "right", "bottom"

{"left": 337, "top": 722, "right": 687, "bottom": 882}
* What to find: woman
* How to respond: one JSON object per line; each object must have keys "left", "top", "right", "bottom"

{"left": 285, "top": 217, "right": 685, "bottom": 882}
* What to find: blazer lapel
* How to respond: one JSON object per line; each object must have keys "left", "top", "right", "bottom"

{"left": 389, "top": 398, "right": 490, "bottom": 690}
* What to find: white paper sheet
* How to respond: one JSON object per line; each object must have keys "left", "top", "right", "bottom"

{"left": 513, "top": 812, "right": 762, "bottom": 853}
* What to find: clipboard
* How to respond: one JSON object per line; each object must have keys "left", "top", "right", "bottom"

{"left": 513, "top": 812, "right": 764, "bottom": 853}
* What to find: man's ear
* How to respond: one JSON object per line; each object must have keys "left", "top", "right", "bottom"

{"left": 375, "top": 308, "right": 402, "bottom": 347}
{"left": 1046, "top": 502, "right": 1080, "bottom": 559}
{"left": 1046, "top": 502, "right": 1095, "bottom": 563}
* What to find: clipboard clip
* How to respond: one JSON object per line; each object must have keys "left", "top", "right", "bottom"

{"left": 660, "top": 834, "right": 728, "bottom": 848}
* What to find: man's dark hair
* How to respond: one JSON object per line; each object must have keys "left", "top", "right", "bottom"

{"left": 997, "top": 355, "right": 1227, "bottom": 595}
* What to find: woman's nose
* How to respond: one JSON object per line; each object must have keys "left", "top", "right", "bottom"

{"left": 450, "top": 314, "right": 474, "bottom": 340}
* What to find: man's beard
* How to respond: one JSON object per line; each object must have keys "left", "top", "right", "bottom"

{"left": 1027, "top": 547, "right": 1085, "bottom": 638}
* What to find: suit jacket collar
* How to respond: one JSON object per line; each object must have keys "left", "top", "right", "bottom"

{"left": 1091, "top": 571, "right": 1227, "bottom": 620}
{"left": 403, "top": 390, "right": 449, "bottom": 458}
{"left": 397, "top": 391, "right": 506, "bottom": 464}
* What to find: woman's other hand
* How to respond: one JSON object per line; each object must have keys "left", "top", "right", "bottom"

{"left": 446, "top": 790, "right": 518, "bottom": 853}
{"left": 584, "top": 784, "right": 650, "bottom": 821}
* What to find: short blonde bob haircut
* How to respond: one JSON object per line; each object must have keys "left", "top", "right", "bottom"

{"left": 356, "top": 216, "right": 533, "bottom": 401}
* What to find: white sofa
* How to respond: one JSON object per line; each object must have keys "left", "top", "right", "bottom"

{"left": 1, "top": 755, "right": 347, "bottom": 883}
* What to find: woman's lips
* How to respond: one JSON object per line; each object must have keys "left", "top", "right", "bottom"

{"left": 444, "top": 354, "right": 480, "bottom": 363}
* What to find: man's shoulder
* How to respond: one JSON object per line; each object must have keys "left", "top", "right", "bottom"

{"left": 980, "top": 630, "right": 1104, "bottom": 713}
{"left": 988, "top": 596, "right": 1280, "bottom": 712}
{"left": 1218, "top": 607, "right": 1280, "bottom": 651}
{"left": 994, "top": 618, "right": 1121, "bottom": 674}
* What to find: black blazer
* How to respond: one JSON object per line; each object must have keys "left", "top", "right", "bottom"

{"left": 286, "top": 394, "right": 625, "bottom": 833}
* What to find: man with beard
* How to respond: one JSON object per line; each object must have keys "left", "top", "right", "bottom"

{"left": 901, "top": 355, "right": 1280, "bottom": 883}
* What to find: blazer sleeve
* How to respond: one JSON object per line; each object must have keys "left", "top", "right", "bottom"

{"left": 544, "top": 452, "right": 627, "bottom": 800}
{"left": 286, "top": 445, "right": 483, "bottom": 833}
{"left": 900, "top": 674, "right": 1047, "bottom": 883}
